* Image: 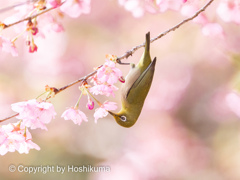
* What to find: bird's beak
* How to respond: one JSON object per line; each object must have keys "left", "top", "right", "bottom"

{"left": 108, "top": 111, "right": 117, "bottom": 117}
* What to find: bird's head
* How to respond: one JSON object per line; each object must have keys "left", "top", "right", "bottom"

{"left": 108, "top": 111, "right": 137, "bottom": 128}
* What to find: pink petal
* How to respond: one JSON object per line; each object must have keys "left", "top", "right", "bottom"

{"left": 11, "top": 99, "right": 56, "bottom": 130}
{"left": 62, "top": 108, "right": 88, "bottom": 126}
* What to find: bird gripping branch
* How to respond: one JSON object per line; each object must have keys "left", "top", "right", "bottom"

{"left": 109, "top": 32, "right": 156, "bottom": 127}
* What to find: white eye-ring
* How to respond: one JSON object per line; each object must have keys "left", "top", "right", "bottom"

{"left": 120, "top": 115, "right": 127, "bottom": 122}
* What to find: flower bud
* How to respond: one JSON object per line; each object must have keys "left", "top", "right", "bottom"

{"left": 119, "top": 76, "right": 125, "bottom": 83}
{"left": 26, "top": 40, "right": 31, "bottom": 46}
{"left": 31, "top": 27, "right": 39, "bottom": 36}
{"left": 87, "top": 98, "right": 94, "bottom": 110}
{"left": 29, "top": 43, "right": 38, "bottom": 53}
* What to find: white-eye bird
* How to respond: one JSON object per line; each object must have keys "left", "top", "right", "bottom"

{"left": 109, "top": 32, "right": 156, "bottom": 127}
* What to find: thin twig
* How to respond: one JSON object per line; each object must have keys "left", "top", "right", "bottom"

{"left": 3, "top": 7, "right": 54, "bottom": 29}
{"left": 117, "top": 0, "right": 215, "bottom": 61}
{"left": 54, "top": 66, "right": 101, "bottom": 95}
{"left": 0, "top": 113, "right": 19, "bottom": 123}
{"left": 0, "top": 0, "right": 215, "bottom": 123}
{"left": 0, "top": 68, "right": 99, "bottom": 122}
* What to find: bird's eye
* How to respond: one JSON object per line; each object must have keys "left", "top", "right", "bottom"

{"left": 120, "top": 115, "right": 127, "bottom": 122}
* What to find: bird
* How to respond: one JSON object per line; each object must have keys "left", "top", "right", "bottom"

{"left": 109, "top": 32, "right": 156, "bottom": 127}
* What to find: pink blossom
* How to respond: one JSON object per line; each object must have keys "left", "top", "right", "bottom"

{"left": 60, "top": 0, "right": 91, "bottom": 18}
{"left": 47, "top": 0, "right": 62, "bottom": 8}
{"left": 217, "top": 0, "right": 240, "bottom": 24}
{"left": 11, "top": 99, "right": 56, "bottom": 130}
{"left": 29, "top": 43, "right": 38, "bottom": 53}
{"left": 87, "top": 97, "right": 94, "bottom": 110}
{"left": 90, "top": 74, "right": 100, "bottom": 86}
{"left": 97, "top": 60, "right": 123, "bottom": 85}
{"left": 94, "top": 101, "right": 117, "bottom": 123}
{"left": 0, "top": 122, "right": 40, "bottom": 155}
{"left": 0, "top": 36, "right": 18, "bottom": 56}
{"left": 31, "top": 27, "right": 39, "bottom": 36}
{"left": 90, "top": 84, "right": 118, "bottom": 97}
{"left": 61, "top": 107, "right": 88, "bottom": 125}
{"left": 119, "top": 76, "right": 126, "bottom": 83}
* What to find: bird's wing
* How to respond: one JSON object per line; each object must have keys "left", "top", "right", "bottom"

{"left": 126, "top": 57, "right": 156, "bottom": 104}
{"left": 121, "top": 66, "right": 140, "bottom": 100}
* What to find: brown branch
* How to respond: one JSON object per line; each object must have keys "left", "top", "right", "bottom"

{"left": 0, "top": 66, "right": 101, "bottom": 122}
{"left": 2, "top": 2, "right": 64, "bottom": 30}
{"left": 117, "top": 0, "right": 215, "bottom": 61}
{"left": 0, "top": 113, "right": 19, "bottom": 123}
{"left": 54, "top": 66, "right": 101, "bottom": 95}
{"left": 0, "top": 0, "right": 215, "bottom": 122}
{"left": 3, "top": 7, "right": 54, "bottom": 29}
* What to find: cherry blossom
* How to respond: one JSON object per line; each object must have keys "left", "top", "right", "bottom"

{"left": 11, "top": 99, "right": 56, "bottom": 130}
{"left": 87, "top": 97, "right": 94, "bottom": 110}
{"left": 29, "top": 43, "right": 38, "bottom": 53}
{"left": 31, "top": 27, "right": 39, "bottom": 35}
{"left": 60, "top": 0, "right": 91, "bottom": 18}
{"left": 97, "top": 60, "right": 123, "bottom": 85}
{"left": 47, "top": 0, "right": 62, "bottom": 8}
{"left": 119, "top": 76, "right": 126, "bottom": 83}
{"left": 94, "top": 101, "right": 118, "bottom": 123}
{"left": 89, "top": 56, "right": 122, "bottom": 97}
{"left": 90, "top": 84, "right": 118, "bottom": 97}
{"left": 0, "top": 122, "right": 40, "bottom": 155}
{"left": 61, "top": 107, "right": 88, "bottom": 125}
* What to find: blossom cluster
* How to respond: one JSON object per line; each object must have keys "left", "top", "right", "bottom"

{"left": 0, "top": 0, "right": 91, "bottom": 55}
{"left": 0, "top": 122, "right": 40, "bottom": 155}
{"left": 0, "top": 99, "right": 56, "bottom": 155}
{"left": 0, "top": 55, "right": 123, "bottom": 155}
{"left": 119, "top": 0, "right": 240, "bottom": 38}
{"left": 62, "top": 55, "right": 122, "bottom": 125}
{"left": 1, "top": 0, "right": 240, "bottom": 56}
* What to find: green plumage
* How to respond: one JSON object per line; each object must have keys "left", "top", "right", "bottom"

{"left": 109, "top": 32, "right": 156, "bottom": 127}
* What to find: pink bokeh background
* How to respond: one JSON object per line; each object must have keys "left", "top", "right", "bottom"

{"left": 1, "top": 0, "right": 240, "bottom": 179}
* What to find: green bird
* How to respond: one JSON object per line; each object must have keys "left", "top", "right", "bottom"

{"left": 109, "top": 32, "right": 156, "bottom": 127}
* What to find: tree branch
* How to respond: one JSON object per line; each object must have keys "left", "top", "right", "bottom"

{"left": 3, "top": 4, "right": 60, "bottom": 29}
{"left": 54, "top": 65, "right": 102, "bottom": 95}
{"left": 0, "top": 0, "right": 215, "bottom": 123}
{"left": 117, "top": 0, "right": 215, "bottom": 61}
{"left": 0, "top": 66, "right": 101, "bottom": 122}
{"left": 0, "top": 113, "right": 19, "bottom": 123}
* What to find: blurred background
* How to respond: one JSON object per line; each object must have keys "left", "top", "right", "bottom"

{"left": 1, "top": 0, "right": 240, "bottom": 179}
